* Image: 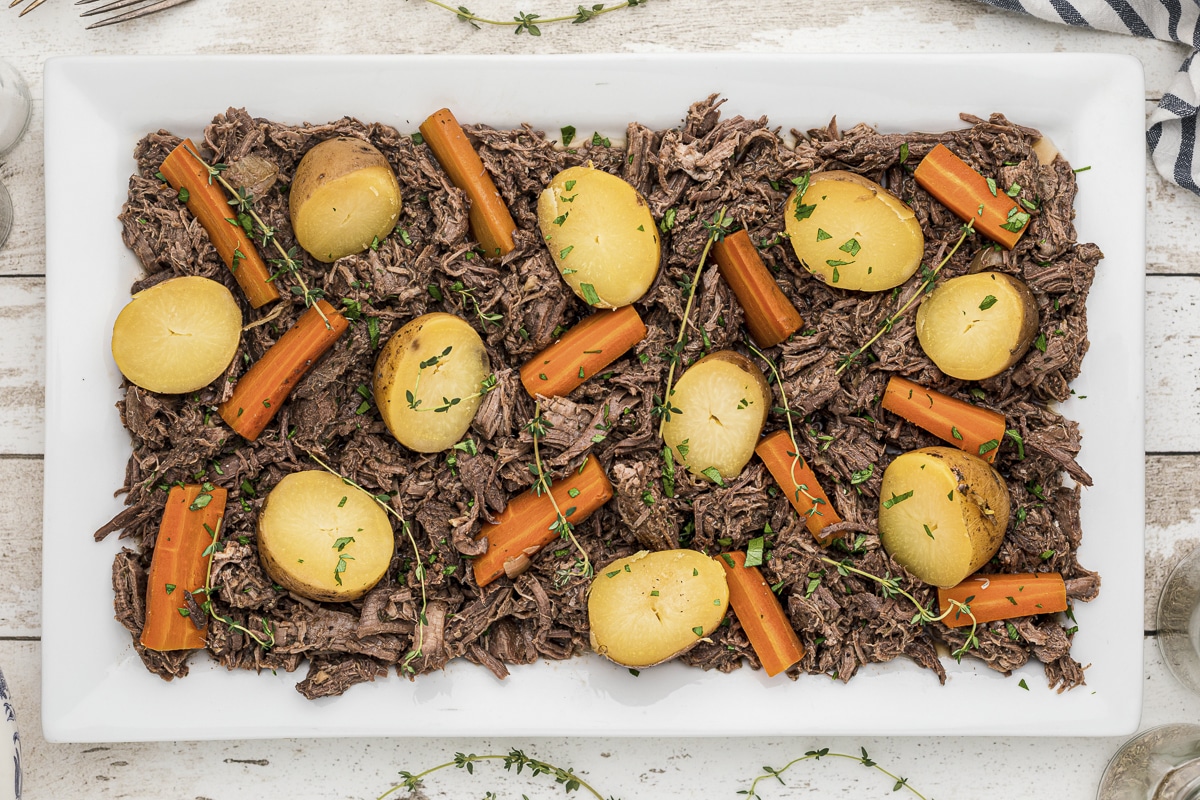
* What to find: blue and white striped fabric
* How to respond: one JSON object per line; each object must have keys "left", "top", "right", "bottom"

{"left": 978, "top": 0, "right": 1200, "bottom": 194}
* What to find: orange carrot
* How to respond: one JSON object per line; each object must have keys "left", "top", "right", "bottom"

{"left": 938, "top": 572, "right": 1068, "bottom": 628}
{"left": 717, "top": 550, "right": 806, "bottom": 677}
{"left": 218, "top": 299, "right": 348, "bottom": 441}
{"left": 755, "top": 430, "right": 842, "bottom": 545}
{"left": 913, "top": 143, "right": 1030, "bottom": 250}
{"left": 141, "top": 484, "right": 228, "bottom": 652}
{"left": 712, "top": 229, "right": 803, "bottom": 348}
{"left": 519, "top": 306, "right": 648, "bottom": 398}
{"left": 159, "top": 139, "right": 281, "bottom": 308}
{"left": 473, "top": 456, "right": 613, "bottom": 587}
{"left": 419, "top": 108, "right": 517, "bottom": 260}
{"left": 881, "top": 376, "right": 1006, "bottom": 464}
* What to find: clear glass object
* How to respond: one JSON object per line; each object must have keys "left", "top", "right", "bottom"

{"left": 0, "top": 181, "right": 11, "bottom": 251}
{"left": 1097, "top": 724, "right": 1200, "bottom": 800}
{"left": 1159, "top": 546, "right": 1200, "bottom": 697}
{"left": 0, "top": 59, "right": 32, "bottom": 159}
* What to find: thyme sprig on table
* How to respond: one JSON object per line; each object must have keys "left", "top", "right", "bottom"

{"left": 179, "top": 144, "right": 330, "bottom": 327}
{"left": 740, "top": 747, "right": 930, "bottom": 800}
{"left": 526, "top": 399, "right": 592, "bottom": 580}
{"left": 835, "top": 220, "right": 975, "bottom": 374}
{"left": 378, "top": 748, "right": 613, "bottom": 800}
{"left": 307, "top": 453, "right": 428, "bottom": 674}
{"left": 421, "top": 0, "right": 644, "bottom": 34}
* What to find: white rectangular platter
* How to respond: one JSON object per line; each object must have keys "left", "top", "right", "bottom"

{"left": 42, "top": 54, "right": 1146, "bottom": 741}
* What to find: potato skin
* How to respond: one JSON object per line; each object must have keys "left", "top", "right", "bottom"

{"left": 661, "top": 350, "right": 770, "bottom": 483}
{"left": 538, "top": 166, "right": 660, "bottom": 308}
{"left": 111, "top": 275, "right": 242, "bottom": 394}
{"left": 784, "top": 171, "right": 924, "bottom": 292}
{"left": 916, "top": 272, "right": 1039, "bottom": 381}
{"left": 257, "top": 471, "right": 395, "bottom": 602}
{"left": 373, "top": 313, "right": 491, "bottom": 453}
{"left": 588, "top": 549, "right": 730, "bottom": 668}
{"left": 290, "top": 137, "right": 402, "bottom": 263}
{"left": 878, "top": 447, "right": 1010, "bottom": 588}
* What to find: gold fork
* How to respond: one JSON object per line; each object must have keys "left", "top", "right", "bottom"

{"left": 9, "top": 0, "right": 49, "bottom": 17}
{"left": 76, "top": 0, "right": 193, "bottom": 28}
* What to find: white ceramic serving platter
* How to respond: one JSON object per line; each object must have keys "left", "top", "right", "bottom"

{"left": 42, "top": 54, "right": 1145, "bottom": 742}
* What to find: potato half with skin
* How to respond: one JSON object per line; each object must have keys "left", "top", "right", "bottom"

{"left": 784, "top": 171, "right": 924, "bottom": 292}
{"left": 878, "top": 447, "right": 1011, "bottom": 588}
{"left": 538, "top": 166, "right": 660, "bottom": 308}
{"left": 290, "top": 137, "right": 402, "bottom": 263}
{"left": 915, "top": 272, "right": 1039, "bottom": 380}
{"left": 258, "top": 471, "right": 395, "bottom": 602}
{"left": 374, "top": 312, "right": 491, "bottom": 453}
{"left": 661, "top": 350, "right": 770, "bottom": 483}
{"left": 588, "top": 549, "right": 730, "bottom": 668}
{"left": 111, "top": 275, "right": 241, "bottom": 394}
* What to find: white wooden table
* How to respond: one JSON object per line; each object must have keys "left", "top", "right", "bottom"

{"left": 4, "top": 0, "right": 1200, "bottom": 797}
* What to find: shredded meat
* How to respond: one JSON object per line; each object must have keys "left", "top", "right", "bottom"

{"left": 103, "top": 99, "right": 1100, "bottom": 697}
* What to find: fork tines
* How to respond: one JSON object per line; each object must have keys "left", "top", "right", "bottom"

{"left": 79, "top": 0, "right": 191, "bottom": 28}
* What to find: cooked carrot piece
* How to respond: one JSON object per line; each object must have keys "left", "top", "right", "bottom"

{"left": 938, "top": 572, "right": 1068, "bottom": 628}
{"left": 717, "top": 550, "right": 805, "bottom": 676}
{"left": 913, "top": 143, "right": 1030, "bottom": 250}
{"left": 881, "top": 376, "right": 1006, "bottom": 463}
{"left": 218, "top": 299, "right": 348, "bottom": 441}
{"left": 473, "top": 457, "right": 613, "bottom": 587}
{"left": 755, "top": 430, "right": 842, "bottom": 545}
{"left": 712, "top": 229, "right": 803, "bottom": 348}
{"left": 159, "top": 139, "right": 280, "bottom": 308}
{"left": 519, "top": 306, "right": 648, "bottom": 398}
{"left": 141, "top": 484, "right": 228, "bottom": 652}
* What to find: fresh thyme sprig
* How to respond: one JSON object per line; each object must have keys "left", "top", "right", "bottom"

{"left": 835, "top": 221, "right": 975, "bottom": 375}
{"left": 422, "top": 0, "right": 644, "bottom": 34}
{"left": 450, "top": 280, "right": 504, "bottom": 327}
{"left": 819, "top": 555, "right": 979, "bottom": 661}
{"left": 180, "top": 144, "right": 330, "bottom": 328}
{"left": 526, "top": 399, "right": 592, "bottom": 580}
{"left": 404, "top": 345, "right": 498, "bottom": 413}
{"left": 196, "top": 506, "right": 275, "bottom": 649}
{"left": 655, "top": 207, "right": 731, "bottom": 434}
{"left": 307, "top": 453, "right": 428, "bottom": 673}
{"left": 740, "top": 747, "right": 929, "bottom": 800}
{"left": 378, "top": 748, "right": 612, "bottom": 800}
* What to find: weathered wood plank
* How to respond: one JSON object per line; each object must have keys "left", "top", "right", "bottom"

{"left": 0, "top": 278, "right": 43, "bottom": 456}
{"left": 0, "top": 459, "right": 41, "bottom": 638}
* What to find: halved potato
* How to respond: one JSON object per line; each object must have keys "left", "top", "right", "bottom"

{"left": 588, "top": 549, "right": 729, "bottom": 668}
{"left": 290, "top": 137, "right": 402, "bottom": 263}
{"left": 538, "top": 165, "right": 660, "bottom": 308}
{"left": 258, "top": 470, "right": 395, "bottom": 603}
{"left": 915, "top": 272, "right": 1039, "bottom": 380}
{"left": 111, "top": 275, "right": 242, "bottom": 394}
{"left": 373, "top": 312, "right": 491, "bottom": 453}
{"left": 661, "top": 350, "right": 770, "bottom": 483}
{"left": 784, "top": 171, "right": 924, "bottom": 292}
{"left": 878, "top": 447, "right": 1011, "bottom": 588}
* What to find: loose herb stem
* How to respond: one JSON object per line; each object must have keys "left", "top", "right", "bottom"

{"left": 421, "top": 0, "right": 643, "bottom": 34}
{"left": 200, "top": 513, "right": 275, "bottom": 649}
{"left": 308, "top": 453, "right": 427, "bottom": 672}
{"left": 742, "top": 747, "right": 929, "bottom": 800}
{"left": 526, "top": 399, "right": 592, "bottom": 579}
{"left": 378, "top": 748, "right": 608, "bottom": 800}
{"left": 835, "top": 221, "right": 974, "bottom": 374}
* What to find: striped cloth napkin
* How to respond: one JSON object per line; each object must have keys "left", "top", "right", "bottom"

{"left": 978, "top": 0, "right": 1198, "bottom": 193}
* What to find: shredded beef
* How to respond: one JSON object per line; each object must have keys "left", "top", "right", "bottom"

{"left": 103, "top": 98, "right": 1100, "bottom": 695}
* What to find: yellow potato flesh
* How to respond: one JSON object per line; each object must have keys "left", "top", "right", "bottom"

{"left": 258, "top": 470, "right": 395, "bottom": 602}
{"left": 290, "top": 137, "right": 402, "bottom": 263}
{"left": 661, "top": 351, "right": 770, "bottom": 483}
{"left": 373, "top": 312, "right": 491, "bottom": 453}
{"left": 784, "top": 171, "right": 924, "bottom": 292}
{"left": 878, "top": 447, "right": 1010, "bottom": 588}
{"left": 588, "top": 549, "right": 729, "bottom": 668}
{"left": 538, "top": 166, "right": 660, "bottom": 308}
{"left": 111, "top": 275, "right": 242, "bottom": 395}
{"left": 915, "top": 272, "right": 1039, "bottom": 381}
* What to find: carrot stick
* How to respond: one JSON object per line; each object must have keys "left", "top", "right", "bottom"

{"left": 755, "top": 430, "right": 842, "bottom": 545}
{"left": 519, "top": 306, "right": 648, "bottom": 398}
{"left": 881, "top": 376, "right": 1006, "bottom": 464}
{"left": 419, "top": 108, "right": 517, "bottom": 260}
{"left": 712, "top": 229, "right": 803, "bottom": 348}
{"left": 141, "top": 484, "right": 228, "bottom": 652}
{"left": 218, "top": 299, "right": 348, "bottom": 441}
{"left": 717, "top": 550, "right": 806, "bottom": 676}
{"left": 913, "top": 143, "right": 1030, "bottom": 250}
{"left": 159, "top": 139, "right": 281, "bottom": 308}
{"left": 473, "top": 456, "right": 613, "bottom": 587}
{"left": 938, "top": 572, "right": 1068, "bottom": 628}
